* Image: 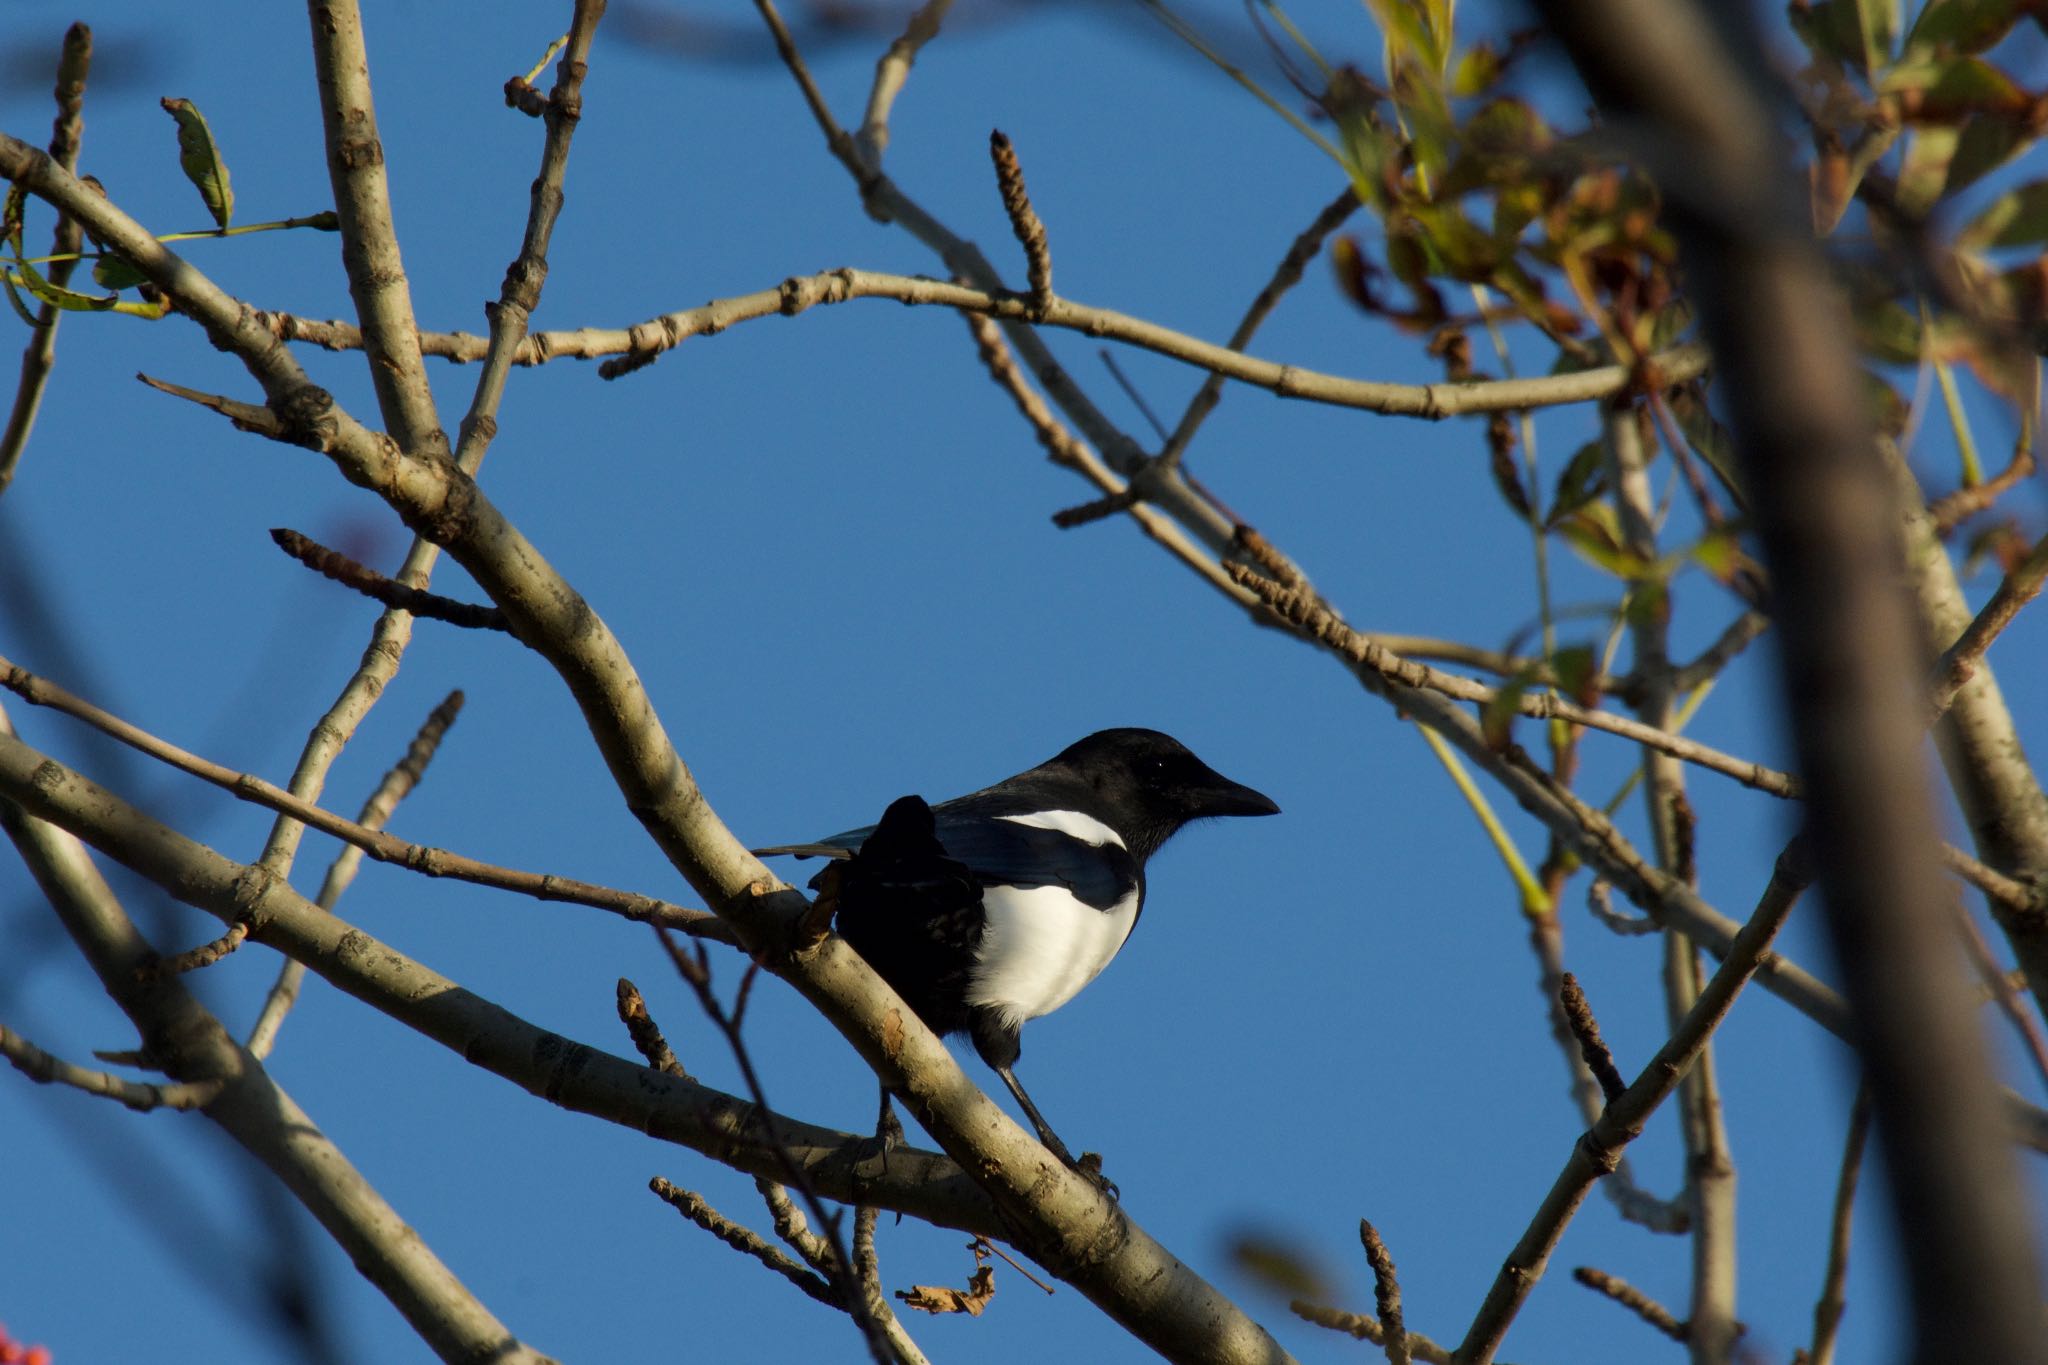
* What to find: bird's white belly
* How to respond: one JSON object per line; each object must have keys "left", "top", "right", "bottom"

{"left": 967, "top": 884, "right": 1140, "bottom": 1029}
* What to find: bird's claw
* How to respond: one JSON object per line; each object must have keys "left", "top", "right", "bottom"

{"left": 1074, "top": 1151, "right": 1119, "bottom": 1201}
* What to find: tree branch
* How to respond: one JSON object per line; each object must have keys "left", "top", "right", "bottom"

{"left": 1452, "top": 845, "right": 1805, "bottom": 1363}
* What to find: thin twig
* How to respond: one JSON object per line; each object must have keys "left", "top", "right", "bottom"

{"left": 1453, "top": 845, "right": 1808, "bottom": 1364}
{"left": 0, "top": 1021, "right": 223, "bottom": 1112}
{"left": 248, "top": 689, "right": 464, "bottom": 1059}
{"left": 1572, "top": 1266, "right": 1689, "bottom": 1342}
{"left": 0, "top": 656, "right": 725, "bottom": 940}
{"left": 1158, "top": 184, "right": 1359, "bottom": 470}
{"left": 1955, "top": 909, "right": 2048, "bottom": 1093}
{"left": 1929, "top": 419, "right": 2035, "bottom": 535}
{"left": 648, "top": 1177, "right": 837, "bottom": 1307}
{"left": 1929, "top": 531, "right": 2048, "bottom": 718}
{"left": 1807, "top": 1086, "right": 1871, "bottom": 1365}
{"left": 0, "top": 21, "right": 92, "bottom": 500}
{"left": 1288, "top": 1301, "right": 1463, "bottom": 1364}
{"left": 1227, "top": 564, "right": 1801, "bottom": 797}
{"left": 1587, "top": 879, "right": 1658, "bottom": 936}
{"left": 141, "top": 922, "right": 249, "bottom": 979}
{"left": 961, "top": 310, "right": 1258, "bottom": 609}
{"left": 271, "top": 528, "right": 510, "bottom": 631}
{"left": 1938, "top": 841, "right": 2044, "bottom": 921}
{"left": 855, "top": 0, "right": 951, "bottom": 168}
{"left": 659, "top": 928, "right": 890, "bottom": 1363}
{"left": 457, "top": 0, "right": 606, "bottom": 472}
{"left": 1670, "top": 611, "right": 1770, "bottom": 693}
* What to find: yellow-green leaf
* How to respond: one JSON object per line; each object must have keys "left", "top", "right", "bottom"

{"left": 1557, "top": 503, "right": 1652, "bottom": 578}
{"left": 1905, "top": 0, "right": 2026, "bottom": 55}
{"left": 161, "top": 96, "right": 234, "bottom": 229}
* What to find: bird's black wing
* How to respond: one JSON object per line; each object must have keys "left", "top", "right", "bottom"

{"left": 924, "top": 812, "right": 1136, "bottom": 910}
{"left": 773, "top": 811, "right": 1134, "bottom": 909}
{"left": 828, "top": 795, "right": 983, "bottom": 1036}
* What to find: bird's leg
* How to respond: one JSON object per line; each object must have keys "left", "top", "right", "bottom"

{"left": 972, "top": 1009, "right": 1117, "bottom": 1197}
{"left": 854, "top": 1082, "right": 904, "bottom": 1178}
{"left": 992, "top": 1063, "right": 1118, "bottom": 1201}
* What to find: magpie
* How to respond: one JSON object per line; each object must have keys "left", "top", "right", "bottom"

{"left": 762, "top": 728, "right": 1278, "bottom": 1183}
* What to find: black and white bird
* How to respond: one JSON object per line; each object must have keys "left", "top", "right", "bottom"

{"left": 763, "top": 728, "right": 1277, "bottom": 1181}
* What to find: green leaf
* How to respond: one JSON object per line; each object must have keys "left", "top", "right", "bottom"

{"left": 1790, "top": 0, "right": 1869, "bottom": 71}
{"left": 1904, "top": 0, "right": 2026, "bottom": 55}
{"left": 1481, "top": 666, "right": 1535, "bottom": 750}
{"left": 1884, "top": 54, "right": 2028, "bottom": 118}
{"left": 1623, "top": 578, "right": 1672, "bottom": 630}
{"left": 161, "top": 96, "right": 235, "bottom": 229}
{"left": 1895, "top": 124, "right": 1960, "bottom": 214}
{"left": 1958, "top": 181, "right": 2048, "bottom": 248}
{"left": 1689, "top": 528, "right": 1746, "bottom": 585}
{"left": 92, "top": 254, "right": 149, "bottom": 291}
{"left": 1450, "top": 43, "right": 1503, "bottom": 98}
{"left": 1947, "top": 109, "right": 2035, "bottom": 194}
{"left": 1550, "top": 644, "right": 1600, "bottom": 704}
{"left": 1546, "top": 439, "right": 1609, "bottom": 525}
{"left": 1667, "top": 389, "right": 1747, "bottom": 504}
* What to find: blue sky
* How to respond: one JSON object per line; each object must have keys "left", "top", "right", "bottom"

{"left": 3, "top": 2, "right": 2044, "bottom": 1362}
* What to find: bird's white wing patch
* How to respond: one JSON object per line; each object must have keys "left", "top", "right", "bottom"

{"left": 995, "top": 809, "right": 1126, "bottom": 849}
{"left": 967, "top": 883, "right": 1141, "bottom": 1029}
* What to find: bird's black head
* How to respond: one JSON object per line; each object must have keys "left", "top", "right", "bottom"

{"left": 1046, "top": 727, "right": 1278, "bottom": 862}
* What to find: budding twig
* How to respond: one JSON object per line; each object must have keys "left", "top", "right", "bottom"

{"left": 989, "top": 130, "right": 1051, "bottom": 306}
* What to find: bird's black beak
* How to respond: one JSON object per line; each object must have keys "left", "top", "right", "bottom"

{"left": 1198, "top": 772, "right": 1280, "bottom": 818}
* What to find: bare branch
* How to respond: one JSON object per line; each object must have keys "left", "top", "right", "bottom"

{"left": 248, "top": 689, "right": 464, "bottom": 1059}
{"left": 1806, "top": 1087, "right": 1871, "bottom": 1365}
{"left": 1929, "top": 531, "right": 2048, "bottom": 719}
{"left": 1289, "top": 1301, "right": 1464, "bottom": 1365}
{"left": 648, "top": 1177, "right": 836, "bottom": 1307}
{"left": 0, "top": 654, "right": 725, "bottom": 939}
{"left": 271, "top": 527, "right": 510, "bottom": 631}
{"left": 0, "top": 21, "right": 92, "bottom": 500}
{"left": 0, "top": 709, "right": 553, "bottom": 1363}
{"left": 961, "top": 311, "right": 1259, "bottom": 611}
{"left": 1453, "top": 845, "right": 1807, "bottom": 1363}
{"left": 0, "top": 1020, "right": 222, "bottom": 1111}
{"left": 855, "top": 0, "right": 950, "bottom": 168}
{"left": 1572, "top": 1266, "right": 1689, "bottom": 1342}
{"left": 143, "top": 921, "right": 249, "bottom": 979}
{"left": 454, "top": 0, "right": 607, "bottom": 473}
{"left": 1158, "top": 184, "right": 1359, "bottom": 471}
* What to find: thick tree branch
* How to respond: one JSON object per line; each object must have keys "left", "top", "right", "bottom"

{"left": 0, "top": 726, "right": 994, "bottom": 1229}
{"left": 1533, "top": 5, "right": 2048, "bottom": 1362}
